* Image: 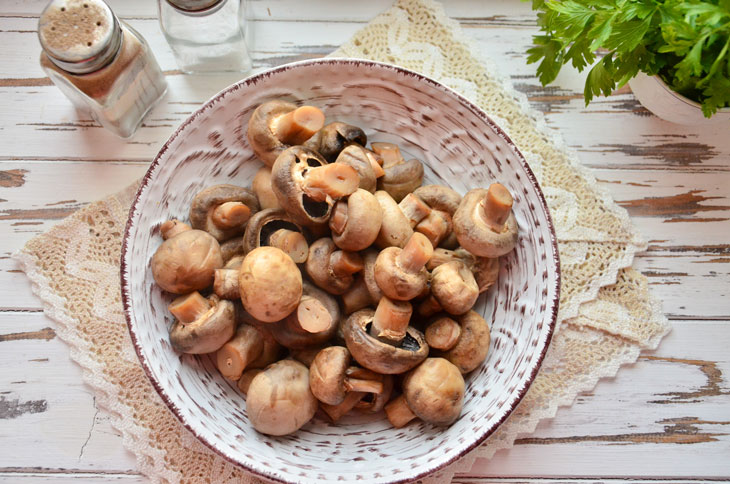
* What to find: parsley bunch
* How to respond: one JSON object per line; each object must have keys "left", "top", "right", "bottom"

{"left": 527, "top": 0, "right": 730, "bottom": 117}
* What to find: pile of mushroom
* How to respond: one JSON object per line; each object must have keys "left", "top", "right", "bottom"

{"left": 148, "top": 100, "right": 520, "bottom": 436}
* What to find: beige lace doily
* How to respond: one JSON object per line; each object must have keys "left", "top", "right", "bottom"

{"left": 14, "top": 0, "right": 670, "bottom": 482}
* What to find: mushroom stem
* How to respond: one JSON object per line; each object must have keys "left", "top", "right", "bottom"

{"left": 213, "top": 269, "right": 240, "bottom": 300}
{"left": 296, "top": 295, "right": 333, "bottom": 333}
{"left": 329, "top": 201, "right": 348, "bottom": 235}
{"left": 160, "top": 219, "right": 191, "bottom": 240}
{"left": 417, "top": 294, "right": 443, "bottom": 318}
{"left": 365, "top": 150, "right": 385, "bottom": 178}
{"left": 398, "top": 232, "right": 434, "bottom": 273}
{"left": 330, "top": 250, "right": 364, "bottom": 278}
{"left": 268, "top": 228, "right": 308, "bottom": 264}
{"left": 370, "top": 297, "right": 412, "bottom": 344}
{"left": 344, "top": 376, "right": 384, "bottom": 395}
{"left": 252, "top": 166, "right": 280, "bottom": 210}
{"left": 415, "top": 210, "right": 450, "bottom": 248}
{"left": 480, "top": 183, "right": 513, "bottom": 232}
{"left": 320, "top": 391, "right": 366, "bottom": 422}
{"left": 425, "top": 317, "right": 462, "bottom": 351}
{"left": 216, "top": 324, "right": 265, "bottom": 380}
{"left": 370, "top": 142, "right": 404, "bottom": 168}
{"left": 398, "top": 193, "right": 431, "bottom": 228}
{"left": 302, "top": 163, "right": 360, "bottom": 201}
{"left": 237, "top": 368, "right": 263, "bottom": 395}
{"left": 273, "top": 105, "right": 325, "bottom": 145}
{"left": 385, "top": 394, "right": 417, "bottom": 428}
{"left": 211, "top": 201, "right": 252, "bottom": 229}
{"left": 341, "top": 277, "right": 373, "bottom": 314}
{"left": 168, "top": 292, "right": 211, "bottom": 324}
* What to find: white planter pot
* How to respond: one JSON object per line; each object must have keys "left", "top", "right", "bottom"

{"left": 628, "top": 71, "right": 730, "bottom": 126}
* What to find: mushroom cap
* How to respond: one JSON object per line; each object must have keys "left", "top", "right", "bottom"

{"left": 247, "top": 100, "right": 298, "bottom": 167}
{"left": 268, "top": 281, "right": 340, "bottom": 349}
{"left": 151, "top": 229, "right": 223, "bottom": 294}
{"left": 374, "top": 190, "right": 413, "bottom": 249}
{"left": 413, "top": 185, "right": 462, "bottom": 215}
{"left": 189, "top": 184, "right": 260, "bottom": 241}
{"left": 242, "top": 208, "right": 307, "bottom": 255}
{"left": 453, "top": 188, "right": 518, "bottom": 258}
{"left": 305, "top": 238, "right": 358, "bottom": 295}
{"left": 239, "top": 246, "right": 302, "bottom": 322}
{"left": 168, "top": 296, "right": 236, "bottom": 354}
{"left": 403, "top": 357, "right": 465, "bottom": 426}
{"left": 252, "top": 166, "right": 281, "bottom": 210}
{"left": 334, "top": 144, "right": 377, "bottom": 193}
{"left": 439, "top": 310, "right": 491, "bottom": 374}
{"left": 303, "top": 122, "right": 367, "bottom": 163}
{"left": 271, "top": 146, "right": 335, "bottom": 227}
{"left": 466, "top": 251, "right": 499, "bottom": 293}
{"left": 343, "top": 309, "right": 428, "bottom": 374}
{"left": 374, "top": 247, "right": 429, "bottom": 301}
{"left": 330, "top": 189, "right": 383, "bottom": 251}
{"left": 309, "top": 345, "right": 350, "bottom": 405}
{"left": 378, "top": 158, "right": 424, "bottom": 203}
{"left": 361, "top": 248, "right": 384, "bottom": 305}
{"left": 246, "top": 359, "right": 318, "bottom": 436}
{"left": 430, "top": 261, "right": 479, "bottom": 315}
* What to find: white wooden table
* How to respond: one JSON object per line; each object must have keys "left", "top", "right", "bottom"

{"left": 1, "top": 1, "right": 729, "bottom": 483}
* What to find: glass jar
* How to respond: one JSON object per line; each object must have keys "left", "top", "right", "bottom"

{"left": 38, "top": 0, "right": 168, "bottom": 139}
{"left": 158, "top": 0, "right": 252, "bottom": 74}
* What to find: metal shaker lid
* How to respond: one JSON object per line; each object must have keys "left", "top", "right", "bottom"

{"left": 164, "top": 0, "right": 225, "bottom": 14}
{"left": 38, "top": 0, "right": 122, "bottom": 74}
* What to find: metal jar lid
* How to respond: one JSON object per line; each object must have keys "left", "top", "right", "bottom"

{"left": 38, "top": 0, "right": 122, "bottom": 75}
{"left": 164, "top": 0, "right": 225, "bottom": 15}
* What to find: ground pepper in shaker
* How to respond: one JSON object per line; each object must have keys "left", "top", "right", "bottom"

{"left": 38, "top": 0, "right": 167, "bottom": 138}
{"left": 158, "top": 0, "right": 252, "bottom": 74}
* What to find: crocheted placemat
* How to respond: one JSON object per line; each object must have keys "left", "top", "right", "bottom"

{"left": 15, "top": 0, "right": 670, "bottom": 482}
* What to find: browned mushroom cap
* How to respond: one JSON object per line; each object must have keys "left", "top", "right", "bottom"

{"left": 246, "top": 359, "right": 318, "bottom": 436}
{"left": 428, "top": 248, "right": 499, "bottom": 294}
{"left": 438, "top": 310, "right": 491, "bottom": 374}
{"left": 305, "top": 238, "right": 363, "bottom": 295}
{"left": 430, "top": 261, "right": 479, "bottom": 315}
{"left": 160, "top": 219, "right": 191, "bottom": 240}
{"left": 329, "top": 189, "right": 383, "bottom": 251}
{"left": 289, "top": 343, "right": 329, "bottom": 368}
{"left": 219, "top": 236, "right": 244, "bottom": 263}
{"left": 340, "top": 248, "right": 383, "bottom": 314}
{"left": 395, "top": 357, "right": 465, "bottom": 427}
{"left": 247, "top": 100, "right": 326, "bottom": 167}
{"left": 302, "top": 121, "right": 367, "bottom": 163}
{"left": 189, "top": 184, "right": 260, "bottom": 242}
{"left": 267, "top": 281, "right": 340, "bottom": 349}
{"left": 374, "top": 190, "right": 413, "bottom": 249}
{"left": 343, "top": 308, "right": 428, "bottom": 375}
{"left": 309, "top": 346, "right": 384, "bottom": 406}
{"left": 167, "top": 292, "right": 236, "bottom": 354}
{"left": 453, "top": 184, "right": 518, "bottom": 258}
{"left": 334, "top": 144, "right": 378, "bottom": 193}
{"left": 374, "top": 232, "right": 433, "bottom": 301}
{"left": 371, "top": 142, "right": 424, "bottom": 202}
{"left": 213, "top": 268, "right": 240, "bottom": 300}
{"left": 251, "top": 165, "right": 281, "bottom": 210}
{"left": 215, "top": 323, "right": 264, "bottom": 380}
{"left": 151, "top": 229, "right": 223, "bottom": 294}
{"left": 424, "top": 316, "right": 461, "bottom": 351}
{"left": 239, "top": 246, "right": 302, "bottom": 322}
{"left": 271, "top": 146, "right": 360, "bottom": 228}
{"left": 242, "top": 208, "right": 309, "bottom": 263}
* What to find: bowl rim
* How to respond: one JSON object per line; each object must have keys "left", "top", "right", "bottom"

{"left": 120, "top": 57, "right": 561, "bottom": 484}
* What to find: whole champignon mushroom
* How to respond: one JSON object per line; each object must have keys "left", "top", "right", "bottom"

{"left": 428, "top": 248, "right": 499, "bottom": 294}
{"left": 309, "top": 346, "right": 384, "bottom": 405}
{"left": 329, "top": 189, "right": 383, "bottom": 251}
{"left": 371, "top": 142, "right": 424, "bottom": 203}
{"left": 343, "top": 301, "right": 428, "bottom": 375}
{"left": 305, "top": 238, "right": 363, "bottom": 295}
{"left": 453, "top": 183, "right": 518, "bottom": 258}
{"left": 159, "top": 219, "right": 191, "bottom": 240}
{"left": 242, "top": 208, "right": 309, "bottom": 263}
{"left": 424, "top": 316, "right": 461, "bottom": 351}
{"left": 384, "top": 357, "right": 465, "bottom": 427}
{"left": 189, "top": 184, "right": 260, "bottom": 242}
{"left": 430, "top": 261, "right": 479, "bottom": 315}
{"left": 374, "top": 190, "right": 413, "bottom": 249}
{"left": 246, "top": 359, "right": 318, "bottom": 436}
{"left": 247, "top": 100, "right": 326, "bottom": 167}
{"left": 151, "top": 229, "right": 223, "bottom": 294}
{"left": 167, "top": 292, "right": 236, "bottom": 354}
{"left": 413, "top": 185, "right": 462, "bottom": 249}
{"left": 374, "top": 232, "right": 433, "bottom": 301}
{"left": 438, "top": 310, "right": 491, "bottom": 374}
{"left": 303, "top": 121, "right": 367, "bottom": 163}
{"left": 271, "top": 146, "right": 360, "bottom": 228}
{"left": 239, "top": 246, "right": 302, "bottom": 322}
{"left": 333, "top": 144, "right": 383, "bottom": 193}
{"left": 341, "top": 248, "right": 382, "bottom": 314}
{"left": 251, "top": 166, "right": 281, "bottom": 210}
{"left": 267, "top": 281, "right": 340, "bottom": 349}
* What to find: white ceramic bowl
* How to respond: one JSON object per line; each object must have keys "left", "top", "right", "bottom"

{"left": 121, "top": 59, "right": 560, "bottom": 484}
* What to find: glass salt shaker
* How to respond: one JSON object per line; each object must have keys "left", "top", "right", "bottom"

{"left": 38, "top": 0, "right": 167, "bottom": 139}
{"left": 158, "top": 0, "right": 252, "bottom": 74}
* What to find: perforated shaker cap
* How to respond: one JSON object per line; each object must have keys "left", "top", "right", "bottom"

{"left": 165, "top": 0, "right": 224, "bottom": 14}
{"left": 38, "top": 0, "right": 122, "bottom": 74}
